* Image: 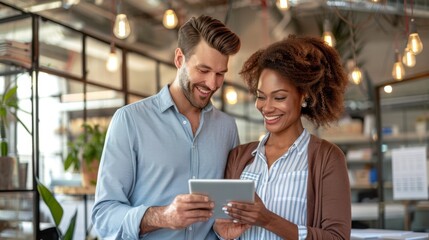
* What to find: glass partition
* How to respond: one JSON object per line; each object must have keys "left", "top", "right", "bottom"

{"left": 128, "top": 53, "right": 157, "bottom": 96}
{"left": 0, "top": 72, "right": 34, "bottom": 239}
{"left": 0, "top": 192, "right": 34, "bottom": 239}
{"left": 0, "top": 17, "right": 32, "bottom": 69}
{"left": 86, "top": 37, "right": 121, "bottom": 89}
{"left": 159, "top": 63, "right": 176, "bottom": 89}
{"left": 39, "top": 20, "right": 82, "bottom": 77}
{"left": 376, "top": 74, "right": 429, "bottom": 230}
{"left": 0, "top": 4, "right": 22, "bottom": 18}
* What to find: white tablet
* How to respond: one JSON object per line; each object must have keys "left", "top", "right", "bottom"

{"left": 188, "top": 179, "right": 255, "bottom": 219}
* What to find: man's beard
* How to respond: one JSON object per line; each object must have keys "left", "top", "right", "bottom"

{"left": 178, "top": 63, "right": 211, "bottom": 109}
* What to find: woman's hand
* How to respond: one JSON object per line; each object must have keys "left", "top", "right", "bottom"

{"left": 224, "top": 194, "right": 273, "bottom": 228}
{"left": 213, "top": 219, "right": 251, "bottom": 239}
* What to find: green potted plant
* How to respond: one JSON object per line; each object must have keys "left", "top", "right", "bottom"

{"left": 64, "top": 123, "right": 106, "bottom": 187}
{"left": 0, "top": 81, "right": 31, "bottom": 189}
{"left": 37, "top": 177, "right": 77, "bottom": 240}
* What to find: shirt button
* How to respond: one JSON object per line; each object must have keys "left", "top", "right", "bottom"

{"left": 182, "top": 120, "right": 187, "bottom": 124}
{"left": 189, "top": 226, "right": 193, "bottom": 231}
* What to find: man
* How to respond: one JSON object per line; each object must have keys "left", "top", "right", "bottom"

{"left": 92, "top": 15, "right": 241, "bottom": 239}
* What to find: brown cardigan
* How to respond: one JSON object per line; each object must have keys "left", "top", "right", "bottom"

{"left": 224, "top": 134, "right": 351, "bottom": 240}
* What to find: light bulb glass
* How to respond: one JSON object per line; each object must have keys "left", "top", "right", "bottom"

{"left": 163, "top": 9, "right": 178, "bottom": 29}
{"left": 407, "top": 33, "right": 423, "bottom": 55}
{"left": 402, "top": 48, "right": 416, "bottom": 67}
{"left": 113, "top": 14, "right": 131, "bottom": 39}
{"left": 106, "top": 51, "right": 119, "bottom": 72}
{"left": 384, "top": 85, "right": 392, "bottom": 93}
{"left": 392, "top": 61, "right": 405, "bottom": 80}
{"left": 64, "top": 0, "right": 80, "bottom": 5}
{"left": 276, "top": 0, "right": 290, "bottom": 10}
{"left": 225, "top": 87, "right": 238, "bottom": 105}
{"left": 322, "top": 31, "right": 336, "bottom": 47}
{"left": 351, "top": 67, "right": 362, "bottom": 85}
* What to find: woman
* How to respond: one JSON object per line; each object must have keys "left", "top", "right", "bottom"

{"left": 214, "top": 35, "right": 351, "bottom": 240}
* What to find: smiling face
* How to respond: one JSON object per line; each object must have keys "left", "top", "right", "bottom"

{"left": 176, "top": 40, "right": 229, "bottom": 110}
{"left": 256, "top": 69, "right": 305, "bottom": 136}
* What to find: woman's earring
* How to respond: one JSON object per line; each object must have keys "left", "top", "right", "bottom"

{"left": 301, "top": 101, "right": 307, "bottom": 108}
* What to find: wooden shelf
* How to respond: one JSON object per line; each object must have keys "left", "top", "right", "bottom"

{"left": 323, "top": 135, "right": 374, "bottom": 145}
{"left": 382, "top": 132, "right": 429, "bottom": 143}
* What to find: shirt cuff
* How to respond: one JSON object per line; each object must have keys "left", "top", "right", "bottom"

{"left": 120, "top": 205, "right": 149, "bottom": 239}
{"left": 297, "top": 225, "right": 308, "bottom": 240}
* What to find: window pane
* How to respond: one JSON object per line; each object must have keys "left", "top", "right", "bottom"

{"left": 85, "top": 84, "right": 124, "bottom": 126}
{"left": 0, "top": 72, "right": 33, "bottom": 190}
{"left": 159, "top": 63, "right": 175, "bottom": 89}
{"left": 86, "top": 37, "right": 121, "bottom": 89}
{"left": 38, "top": 74, "right": 125, "bottom": 185}
{"left": 0, "top": 4, "right": 22, "bottom": 18}
{"left": 0, "top": 192, "right": 35, "bottom": 239}
{"left": 0, "top": 18, "right": 32, "bottom": 69}
{"left": 39, "top": 20, "right": 82, "bottom": 77}
{"left": 38, "top": 73, "right": 83, "bottom": 184}
{"left": 128, "top": 53, "right": 156, "bottom": 96}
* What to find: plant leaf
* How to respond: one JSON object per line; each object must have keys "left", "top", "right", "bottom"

{"left": 36, "top": 178, "right": 63, "bottom": 227}
{"left": 63, "top": 209, "right": 77, "bottom": 240}
{"left": 3, "top": 86, "right": 17, "bottom": 102}
{"left": 64, "top": 154, "right": 74, "bottom": 171}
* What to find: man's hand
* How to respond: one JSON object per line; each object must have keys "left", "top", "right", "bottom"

{"left": 140, "top": 194, "right": 214, "bottom": 234}
{"left": 163, "top": 194, "right": 214, "bottom": 229}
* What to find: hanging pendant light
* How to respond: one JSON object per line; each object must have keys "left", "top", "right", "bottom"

{"left": 346, "top": 59, "right": 362, "bottom": 85}
{"left": 402, "top": 47, "right": 416, "bottom": 67}
{"left": 113, "top": 13, "right": 131, "bottom": 39}
{"left": 384, "top": 85, "right": 393, "bottom": 94}
{"left": 351, "top": 66, "right": 362, "bottom": 85}
{"left": 163, "top": 9, "right": 178, "bottom": 29}
{"left": 392, "top": 51, "right": 405, "bottom": 80}
{"left": 225, "top": 86, "right": 238, "bottom": 105}
{"left": 407, "top": 18, "right": 423, "bottom": 55}
{"left": 276, "top": 0, "right": 290, "bottom": 10}
{"left": 322, "top": 19, "right": 336, "bottom": 47}
{"left": 106, "top": 44, "right": 119, "bottom": 72}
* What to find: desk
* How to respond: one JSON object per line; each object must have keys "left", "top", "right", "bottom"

{"left": 54, "top": 186, "right": 95, "bottom": 237}
{"left": 351, "top": 228, "right": 429, "bottom": 239}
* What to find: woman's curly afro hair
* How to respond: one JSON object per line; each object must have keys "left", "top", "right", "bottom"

{"left": 240, "top": 35, "right": 349, "bottom": 128}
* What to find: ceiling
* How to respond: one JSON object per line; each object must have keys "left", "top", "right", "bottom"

{"left": 1, "top": 0, "right": 429, "bottom": 107}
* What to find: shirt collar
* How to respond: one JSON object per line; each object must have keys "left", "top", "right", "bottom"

{"left": 157, "top": 85, "right": 214, "bottom": 113}
{"left": 251, "top": 129, "right": 310, "bottom": 156}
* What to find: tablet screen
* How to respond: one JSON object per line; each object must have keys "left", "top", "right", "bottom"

{"left": 188, "top": 179, "right": 255, "bottom": 219}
